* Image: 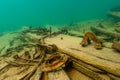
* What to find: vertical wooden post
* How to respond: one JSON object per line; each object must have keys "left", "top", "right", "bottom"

{"left": 49, "top": 26, "right": 52, "bottom": 38}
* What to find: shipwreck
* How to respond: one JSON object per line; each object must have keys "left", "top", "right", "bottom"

{"left": 0, "top": 26, "right": 120, "bottom": 80}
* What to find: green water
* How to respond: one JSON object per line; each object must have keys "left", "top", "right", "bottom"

{"left": 0, "top": 0, "right": 120, "bottom": 33}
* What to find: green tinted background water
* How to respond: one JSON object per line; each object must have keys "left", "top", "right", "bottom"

{"left": 0, "top": 0, "right": 120, "bottom": 33}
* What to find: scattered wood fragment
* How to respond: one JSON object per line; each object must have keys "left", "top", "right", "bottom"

{"left": 41, "top": 54, "right": 68, "bottom": 72}
{"left": 112, "top": 41, "right": 120, "bottom": 52}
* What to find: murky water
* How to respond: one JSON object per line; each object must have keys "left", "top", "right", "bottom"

{"left": 0, "top": 0, "right": 120, "bottom": 33}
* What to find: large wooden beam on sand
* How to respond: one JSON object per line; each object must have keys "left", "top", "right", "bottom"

{"left": 58, "top": 48, "right": 120, "bottom": 77}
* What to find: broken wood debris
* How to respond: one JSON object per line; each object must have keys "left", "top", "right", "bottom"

{"left": 0, "top": 44, "right": 69, "bottom": 80}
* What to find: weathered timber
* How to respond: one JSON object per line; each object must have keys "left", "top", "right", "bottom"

{"left": 16, "top": 66, "right": 30, "bottom": 75}
{"left": 107, "top": 11, "right": 120, "bottom": 19}
{"left": 112, "top": 41, "right": 120, "bottom": 52}
{"left": 20, "top": 49, "right": 45, "bottom": 80}
{"left": 5, "top": 60, "right": 36, "bottom": 66}
{"left": 72, "top": 62, "right": 109, "bottom": 80}
{"left": 115, "top": 27, "right": 120, "bottom": 33}
{"left": 48, "top": 69, "right": 70, "bottom": 80}
{"left": 108, "top": 74, "right": 120, "bottom": 80}
{"left": 49, "top": 26, "right": 52, "bottom": 38}
{"left": 67, "top": 31, "right": 84, "bottom": 37}
{"left": 41, "top": 54, "right": 68, "bottom": 72}
{"left": 66, "top": 68, "right": 92, "bottom": 80}
{"left": 0, "top": 66, "right": 30, "bottom": 80}
{"left": 42, "top": 72, "right": 48, "bottom": 80}
{"left": 0, "top": 62, "right": 8, "bottom": 70}
{"left": 33, "top": 66, "right": 43, "bottom": 80}
{"left": 71, "top": 58, "right": 104, "bottom": 73}
{"left": 91, "top": 27, "right": 120, "bottom": 39}
{"left": 58, "top": 48, "right": 120, "bottom": 77}
{"left": 0, "top": 64, "right": 12, "bottom": 75}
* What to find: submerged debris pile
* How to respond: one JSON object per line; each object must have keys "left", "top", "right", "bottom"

{"left": 0, "top": 44, "right": 69, "bottom": 80}
{"left": 0, "top": 27, "right": 71, "bottom": 80}
{"left": 0, "top": 25, "right": 120, "bottom": 80}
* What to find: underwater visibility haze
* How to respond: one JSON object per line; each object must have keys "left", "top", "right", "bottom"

{"left": 0, "top": 0, "right": 120, "bottom": 33}
{"left": 0, "top": 1, "right": 120, "bottom": 80}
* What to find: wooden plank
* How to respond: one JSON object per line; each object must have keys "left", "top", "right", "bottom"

{"left": 72, "top": 62, "right": 110, "bottom": 80}
{"left": 48, "top": 69, "right": 70, "bottom": 80}
{"left": 59, "top": 48, "right": 120, "bottom": 76}
{"left": 45, "top": 35, "right": 120, "bottom": 77}
{"left": 66, "top": 68, "right": 92, "bottom": 80}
